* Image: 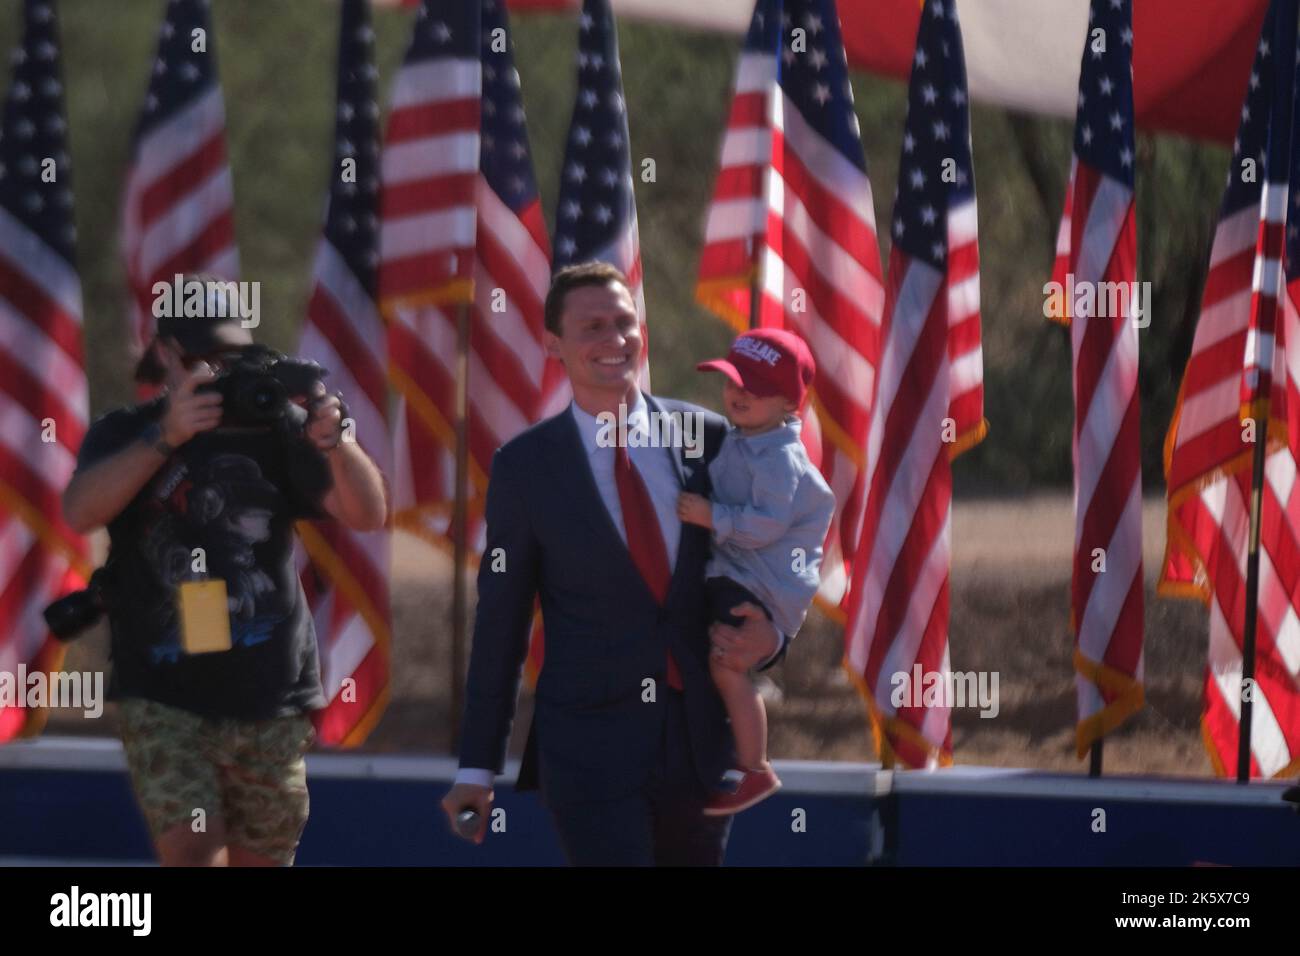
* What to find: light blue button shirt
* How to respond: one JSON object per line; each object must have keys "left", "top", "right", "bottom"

{"left": 706, "top": 416, "right": 836, "bottom": 637}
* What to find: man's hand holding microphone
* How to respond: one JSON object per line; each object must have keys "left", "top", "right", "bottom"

{"left": 441, "top": 783, "right": 493, "bottom": 844}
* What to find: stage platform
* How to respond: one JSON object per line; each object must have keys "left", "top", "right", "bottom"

{"left": 2, "top": 738, "right": 1297, "bottom": 865}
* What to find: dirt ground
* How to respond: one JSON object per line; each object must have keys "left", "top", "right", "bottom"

{"left": 47, "top": 494, "right": 1213, "bottom": 776}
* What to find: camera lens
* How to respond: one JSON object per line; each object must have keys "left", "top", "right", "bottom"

{"left": 250, "top": 382, "right": 281, "bottom": 413}
{"left": 232, "top": 375, "right": 287, "bottom": 424}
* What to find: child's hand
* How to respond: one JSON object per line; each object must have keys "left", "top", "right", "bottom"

{"left": 677, "top": 492, "right": 713, "bottom": 529}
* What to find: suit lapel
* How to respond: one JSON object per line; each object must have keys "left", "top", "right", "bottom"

{"left": 644, "top": 393, "right": 713, "bottom": 604}
{"left": 644, "top": 394, "right": 692, "bottom": 588}
{"left": 544, "top": 405, "right": 660, "bottom": 604}
{"left": 544, "top": 408, "right": 627, "bottom": 553}
{"left": 644, "top": 391, "right": 688, "bottom": 490}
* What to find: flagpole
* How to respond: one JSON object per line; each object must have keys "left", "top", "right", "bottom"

{"left": 449, "top": 299, "right": 470, "bottom": 753}
{"left": 1238, "top": 424, "right": 1269, "bottom": 782}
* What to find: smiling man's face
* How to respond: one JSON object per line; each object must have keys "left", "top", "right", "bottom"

{"left": 545, "top": 280, "right": 642, "bottom": 407}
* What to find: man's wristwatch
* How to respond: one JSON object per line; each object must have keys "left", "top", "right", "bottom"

{"left": 139, "top": 421, "right": 176, "bottom": 458}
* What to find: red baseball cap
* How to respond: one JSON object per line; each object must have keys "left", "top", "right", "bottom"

{"left": 696, "top": 328, "right": 816, "bottom": 407}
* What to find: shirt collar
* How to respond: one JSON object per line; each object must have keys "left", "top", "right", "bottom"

{"left": 570, "top": 392, "right": 650, "bottom": 457}
{"left": 729, "top": 414, "right": 801, "bottom": 451}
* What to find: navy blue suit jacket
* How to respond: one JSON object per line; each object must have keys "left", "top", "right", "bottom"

{"left": 457, "top": 394, "right": 736, "bottom": 805}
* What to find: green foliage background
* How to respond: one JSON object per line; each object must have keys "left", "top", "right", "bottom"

{"left": 0, "top": 0, "right": 1232, "bottom": 492}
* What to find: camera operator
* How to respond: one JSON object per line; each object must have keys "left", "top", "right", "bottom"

{"left": 62, "top": 281, "right": 387, "bottom": 867}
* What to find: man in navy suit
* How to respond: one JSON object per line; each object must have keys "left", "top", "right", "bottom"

{"left": 440, "top": 262, "right": 787, "bottom": 866}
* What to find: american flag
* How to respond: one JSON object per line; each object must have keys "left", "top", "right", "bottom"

{"left": 1162, "top": 0, "right": 1300, "bottom": 778}
{"left": 383, "top": 0, "right": 554, "bottom": 553}
{"left": 695, "top": 0, "right": 883, "bottom": 613}
{"left": 1051, "top": 0, "right": 1144, "bottom": 758}
{"left": 843, "top": 0, "right": 982, "bottom": 769}
{"left": 295, "top": 0, "right": 390, "bottom": 748}
{"left": 464, "top": 0, "right": 556, "bottom": 547}
{"left": 553, "top": 0, "right": 649, "bottom": 389}
{"left": 382, "top": 0, "right": 480, "bottom": 547}
{"left": 0, "top": 0, "right": 89, "bottom": 741}
{"left": 120, "top": 0, "right": 238, "bottom": 353}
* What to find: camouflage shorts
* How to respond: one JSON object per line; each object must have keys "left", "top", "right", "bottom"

{"left": 118, "top": 697, "right": 315, "bottom": 865}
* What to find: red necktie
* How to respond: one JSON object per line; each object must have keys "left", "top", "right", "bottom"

{"left": 613, "top": 443, "right": 682, "bottom": 690}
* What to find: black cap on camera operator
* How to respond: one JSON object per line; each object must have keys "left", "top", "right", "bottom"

{"left": 62, "top": 277, "right": 388, "bottom": 867}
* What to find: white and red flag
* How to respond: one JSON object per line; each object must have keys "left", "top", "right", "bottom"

{"left": 120, "top": 0, "right": 238, "bottom": 353}
{"left": 381, "top": 0, "right": 480, "bottom": 546}
{"left": 551, "top": 0, "right": 648, "bottom": 389}
{"left": 1050, "top": 0, "right": 1144, "bottom": 757}
{"left": 1162, "top": 0, "right": 1300, "bottom": 778}
{"left": 695, "top": 0, "right": 883, "bottom": 614}
{"left": 381, "top": 0, "right": 555, "bottom": 553}
{"left": 0, "top": 0, "right": 90, "bottom": 741}
{"left": 464, "top": 0, "right": 556, "bottom": 543}
{"left": 843, "top": 0, "right": 983, "bottom": 769}
{"left": 295, "top": 0, "right": 390, "bottom": 748}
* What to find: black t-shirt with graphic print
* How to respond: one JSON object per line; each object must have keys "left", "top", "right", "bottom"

{"left": 75, "top": 398, "right": 333, "bottom": 720}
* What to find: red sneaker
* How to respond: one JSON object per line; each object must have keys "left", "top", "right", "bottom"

{"left": 703, "top": 764, "right": 782, "bottom": 816}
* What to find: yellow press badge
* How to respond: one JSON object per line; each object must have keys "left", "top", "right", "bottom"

{"left": 178, "top": 579, "right": 233, "bottom": 654}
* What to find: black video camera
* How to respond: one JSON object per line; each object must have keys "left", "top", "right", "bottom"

{"left": 43, "top": 564, "right": 115, "bottom": 641}
{"left": 197, "top": 345, "right": 328, "bottom": 430}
